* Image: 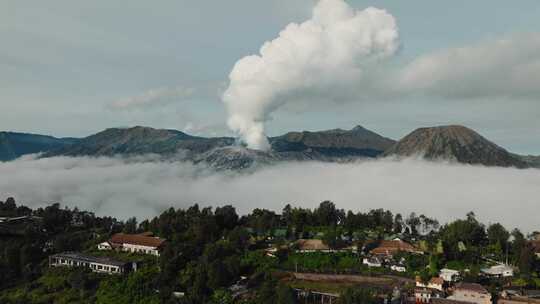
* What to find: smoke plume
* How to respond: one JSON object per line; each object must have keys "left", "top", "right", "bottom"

{"left": 222, "top": 0, "right": 399, "bottom": 150}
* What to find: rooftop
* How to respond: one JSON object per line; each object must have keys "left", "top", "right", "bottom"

{"left": 110, "top": 232, "right": 166, "bottom": 248}
{"left": 296, "top": 239, "right": 330, "bottom": 251}
{"left": 432, "top": 298, "right": 474, "bottom": 304}
{"left": 455, "top": 282, "right": 489, "bottom": 294}
{"left": 51, "top": 252, "right": 127, "bottom": 267}
{"left": 370, "top": 239, "right": 421, "bottom": 255}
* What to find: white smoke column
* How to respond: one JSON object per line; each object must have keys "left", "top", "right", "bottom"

{"left": 223, "top": 0, "right": 399, "bottom": 150}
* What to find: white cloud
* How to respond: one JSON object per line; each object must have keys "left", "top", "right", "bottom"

{"left": 109, "top": 86, "right": 194, "bottom": 110}
{"left": 223, "top": 0, "right": 399, "bottom": 150}
{"left": 1, "top": 155, "right": 539, "bottom": 232}
{"left": 397, "top": 33, "right": 540, "bottom": 99}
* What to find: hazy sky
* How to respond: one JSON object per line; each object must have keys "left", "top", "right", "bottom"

{"left": 1, "top": 0, "right": 540, "bottom": 154}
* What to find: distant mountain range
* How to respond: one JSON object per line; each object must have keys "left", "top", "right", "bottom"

{"left": 1, "top": 125, "right": 538, "bottom": 170}
{"left": 0, "top": 132, "right": 77, "bottom": 162}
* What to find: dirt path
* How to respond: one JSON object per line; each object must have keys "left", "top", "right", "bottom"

{"left": 290, "top": 272, "right": 410, "bottom": 285}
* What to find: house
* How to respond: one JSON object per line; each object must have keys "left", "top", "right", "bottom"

{"left": 363, "top": 257, "right": 383, "bottom": 267}
{"left": 447, "top": 283, "right": 491, "bottom": 304}
{"left": 0, "top": 215, "right": 42, "bottom": 224}
{"left": 265, "top": 244, "right": 288, "bottom": 257}
{"left": 440, "top": 268, "right": 461, "bottom": 282}
{"left": 417, "top": 277, "right": 445, "bottom": 291}
{"left": 370, "top": 238, "right": 422, "bottom": 257}
{"left": 98, "top": 232, "right": 166, "bottom": 256}
{"left": 295, "top": 239, "right": 332, "bottom": 253}
{"left": 390, "top": 264, "right": 407, "bottom": 272}
{"left": 49, "top": 252, "right": 135, "bottom": 274}
{"left": 499, "top": 289, "right": 540, "bottom": 304}
{"left": 432, "top": 299, "right": 475, "bottom": 304}
{"left": 481, "top": 264, "right": 514, "bottom": 278}
{"left": 415, "top": 287, "right": 444, "bottom": 303}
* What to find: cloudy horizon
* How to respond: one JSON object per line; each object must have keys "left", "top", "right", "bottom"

{"left": 1, "top": 155, "right": 539, "bottom": 232}
{"left": 1, "top": 0, "right": 540, "bottom": 154}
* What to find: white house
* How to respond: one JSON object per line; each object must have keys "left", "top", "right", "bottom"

{"left": 98, "top": 241, "right": 113, "bottom": 250}
{"left": 363, "top": 257, "right": 382, "bottom": 267}
{"left": 481, "top": 264, "right": 513, "bottom": 278}
{"left": 440, "top": 268, "right": 460, "bottom": 282}
{"left": 98, "top": 232, "right": 166, "bottom": 256}
{"left": 390, "top": 264, "right": 407, "bottom": 272}
{"left": 49, "top": 252, "right": 134, "bottom": 274}
{"left": 416, "top": 277, "right": 445, "bottom": 291}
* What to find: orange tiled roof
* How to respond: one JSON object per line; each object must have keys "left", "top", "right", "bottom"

{"left": 110, "top": 233, "right": 165, "bottom": 248}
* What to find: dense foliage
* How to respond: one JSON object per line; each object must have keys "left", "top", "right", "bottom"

{"left": 1, "top": 197, "right": 539, "bottom": 303}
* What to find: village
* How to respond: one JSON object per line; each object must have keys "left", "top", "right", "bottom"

{"left": 1, "top": 198, "right": 540, "bottom": 304}
{"left": 43, "top": 219, "right": 540, "bottom": 304}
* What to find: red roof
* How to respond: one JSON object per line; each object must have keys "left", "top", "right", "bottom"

{"left": 110, "top": 233, "right": 165, "bottom": 248}
{"left": 370, "top": 239, "right": 421, "bottom": 255}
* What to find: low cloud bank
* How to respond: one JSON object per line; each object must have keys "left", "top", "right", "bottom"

{"left": 0, "top": 156, "right": 539, "bottom": 232}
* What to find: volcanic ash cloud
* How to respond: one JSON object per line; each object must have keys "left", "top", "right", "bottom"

{"left": 222, "top": 0, "right": 400, "bottom": 150}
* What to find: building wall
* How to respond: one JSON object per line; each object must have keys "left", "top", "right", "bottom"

{"left": 49, "top": 256, "right": 125, "bottom": 274}
{"left": 98, "top": 242, "right": 111, "bottom": 250}
{"left": 121, "top": 243, "right": 160, "bottom": 256}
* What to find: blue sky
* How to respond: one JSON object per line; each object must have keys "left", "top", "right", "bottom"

{"left": 1, "top": 0, "right": 540, "bottom": 153}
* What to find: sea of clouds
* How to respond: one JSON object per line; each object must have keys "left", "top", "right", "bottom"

{"left": 1, "top": 155, "right": 539, "bottom": 232}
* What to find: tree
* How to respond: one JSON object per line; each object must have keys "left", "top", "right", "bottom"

{"left": 339, "top": 287, "right": 377, "bottom": 304}
{"left": 322, "top": 228, "right": 344, "bottom": 249}
{"left": 393, "top": 213, "right": 404, "bottom": 234}
{"left": 314, "top": 201, "right": 339, "bottom": 227}
{"left": 215, "top": 205, "right": 239, "bottom": 231}
{"left": 256, "top": 278, "right": 277, "bottom": 304}
{"left": 487, "top": 223, "right": 509, "bottom": 248}
{"left": 68, "top": 268, "right": 91, "bottom": 299}
{"left": 406, "top": 212, "right": 420, "bottom": 236}
{"left": 123, "top": 217, "right": 138, "bottom": 234}
{"left": 511, "top": 229, "right": 526, "bottom": 264}
{"left": 276, "top": 283, "right": 298, "bottom": 304}
{"left": 439, "top": 213, "right": 486, "bottom": 260}
{"left": 518, "top": 244, "right": 535, "bottom": 278}
{"left": 227, "top": 227, "right": 250, "bottom": 250}
{"left": 210, "top": 289, "right": 233, "bottom": 304}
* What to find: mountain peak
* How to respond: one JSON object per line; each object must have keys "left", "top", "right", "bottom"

{"left": 351, "top": 125, "right": 368, "bottom": 132}
{"left": 384, "top": 125, "right": 528, "bottom": 168}
{"left": 271, "top": 125, "right": 395, "bottom": 153}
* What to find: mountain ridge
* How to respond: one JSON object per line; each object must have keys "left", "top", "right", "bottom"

{"left": 0, "top": 132, "right": 78, "bottom": 162}
{"left": 1, "top": 125, "right": 538, "bottom": 170}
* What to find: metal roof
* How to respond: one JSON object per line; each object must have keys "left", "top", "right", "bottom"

{"left": 51, "top": 252, "right": 128, "bottom": 267}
